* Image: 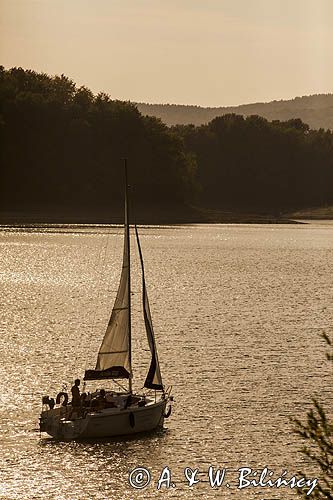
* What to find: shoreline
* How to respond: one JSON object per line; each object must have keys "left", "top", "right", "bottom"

{"left": 1, "top": 204, "right": 332, "bottom": 227}
{"left": 0, "top": 210, "right": 305, "bottom": 226}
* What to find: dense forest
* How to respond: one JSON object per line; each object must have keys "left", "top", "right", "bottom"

{"left": 137, "top": 94, "right": 333, "bottom": 130}
{"left": 1, "top": 67, "right": 333, "bottom": 221}
{"left": 173, "top": 115, "right": 333, "bottom": 210}
{"left": 0, "top": 67, "right": 196, "bottom": 214}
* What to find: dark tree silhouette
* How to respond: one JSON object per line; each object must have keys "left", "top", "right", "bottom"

{"left": 292, "top": 334, "right": 333, "bottom": 499}
{"left": 174, "top": 113, "right": 333, "bottom": 211}
{"left": 0, "top": 66, "right": 196, "bottom": 217}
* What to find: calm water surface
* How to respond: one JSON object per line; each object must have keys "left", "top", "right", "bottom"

{"left": 0, "top": 222, "right": 332, "bottom": 499}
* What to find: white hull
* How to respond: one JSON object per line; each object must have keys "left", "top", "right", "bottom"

{"left": 40, "top": 399, "right": 167, "bottom": 440}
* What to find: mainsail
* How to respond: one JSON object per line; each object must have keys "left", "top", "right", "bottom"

{"left": 84, "top": 203, "right": 131, "bottom": 381}
{"left": 135, "top": 225, "right": 164, "bottom": 391}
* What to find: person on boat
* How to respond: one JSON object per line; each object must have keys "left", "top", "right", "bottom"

{"left": 71, "top": 379, "right": 81, "bottom": 408}
{"left": 95, "top": 388, "right": 107, "bottom": 410}
{"left": 80, "top": 392, "right": 89, "bottom": 409}
{"left": 105, "top": 392, "right": 117, "bottom": 408}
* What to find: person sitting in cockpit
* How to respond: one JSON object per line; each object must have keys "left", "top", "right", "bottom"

{"left": 92, "top": 389, "right": 106, "bottom": 410}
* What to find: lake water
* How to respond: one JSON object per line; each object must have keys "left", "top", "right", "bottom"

{"left": 0, "top": 222, "right": 332, "bottom": 499}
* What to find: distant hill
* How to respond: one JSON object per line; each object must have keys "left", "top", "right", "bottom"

{"left": 136, "top": 94, "right": 333, "bottom": 130}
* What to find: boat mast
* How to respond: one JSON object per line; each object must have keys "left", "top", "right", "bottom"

{"left": 124, "top": 158, "right": 132, "bottom": 393}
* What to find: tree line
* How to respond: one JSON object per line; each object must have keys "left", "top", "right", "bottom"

{"left": 174, "top": 114, "right": 333, "bottom": 210}
{"left": 1, "top": 66, "right": 333, "bottom": 215}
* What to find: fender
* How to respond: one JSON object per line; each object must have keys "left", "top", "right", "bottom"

{"left": 129, "top": 412, "right": 135, "bottom": 428}
{"left": 164, "top": 405, "right": 172, "bottom": 418}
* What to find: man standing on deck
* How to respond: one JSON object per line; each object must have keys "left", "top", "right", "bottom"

{"left": 71, "top": 378, "right": 81, "bottom": 408}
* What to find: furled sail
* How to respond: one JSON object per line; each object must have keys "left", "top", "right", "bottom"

{"left": 135, "top": 225, "right": 164, "bottom": 391}
{"left": 84, "top": 224, "right": 131, "bottom": 381}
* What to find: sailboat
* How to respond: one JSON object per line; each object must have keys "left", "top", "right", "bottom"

{"left": 39, "top": 160, "right": 172, "bottom": 440}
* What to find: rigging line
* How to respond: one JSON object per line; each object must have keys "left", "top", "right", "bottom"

{"left": 125, "top": 174, "right": 141, "bottom": 390}
{"left": 131, "top": 225, "right": 143, "bottom": 387}
{"left": 113, "top": 379, "right": 127, "bottom": 392}
{"left": 84, "top": 226, "right": 112, "bottom": 372}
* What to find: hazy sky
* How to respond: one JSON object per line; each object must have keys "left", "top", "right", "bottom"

{"left": 1, "top": 0, "right": 332, "bottom": 106}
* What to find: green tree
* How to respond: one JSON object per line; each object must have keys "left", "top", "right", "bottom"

{"left": 292, "top": 334, "right": 333, "bottom": 499}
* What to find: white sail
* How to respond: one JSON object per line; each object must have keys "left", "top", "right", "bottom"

{"left": 84, "top": 220, "right": 131, "bottom": 380}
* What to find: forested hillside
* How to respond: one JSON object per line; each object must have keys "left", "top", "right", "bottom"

{"left": 174, "top": 115, "right": 333, "bottom": 210}
{"left": 0, "top": 67, "right": 196, "bottom": 213}
{"left": 137, "top": 95, "right": 333, "bottom": 130}
{"left": 1, "top": 67, "right": 333, "bottom": 221}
